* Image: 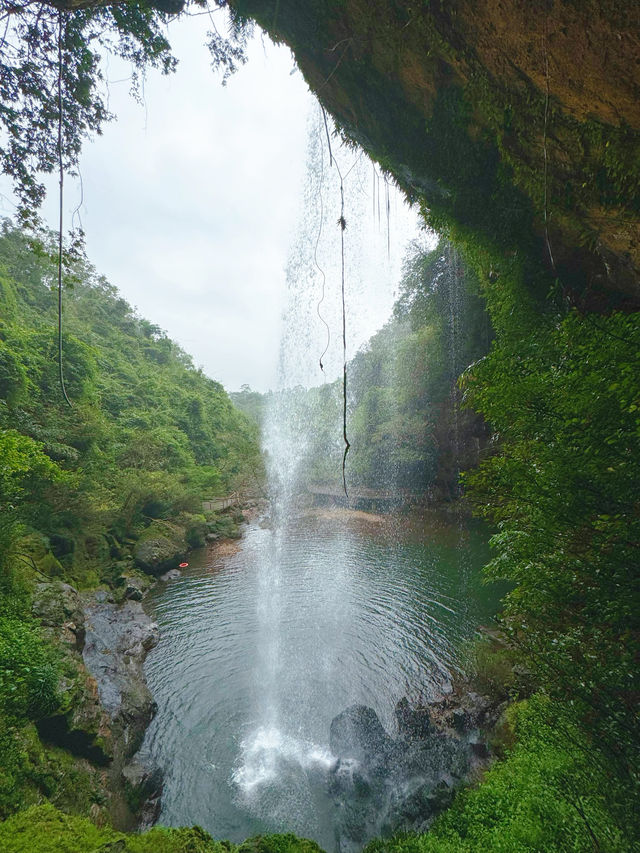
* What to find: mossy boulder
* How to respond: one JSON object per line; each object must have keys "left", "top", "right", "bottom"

{"left": 134, "top": 537, "right": 185, "bottom": 576}
{"left": 119, "top": 574, "right": 152, "bottom": 602}
{"left": 121, "top": 759, "right": 163, "bottom": 823}
{"left": 81, "top": 599, "right": 158, "bottom": 761}
{"left": 31, "top": 582, "right": 85, "bottom": 649}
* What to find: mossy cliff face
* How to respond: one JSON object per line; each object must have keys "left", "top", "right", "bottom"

{"left": 232, "top": 0, "right": 640, "bottom": 309}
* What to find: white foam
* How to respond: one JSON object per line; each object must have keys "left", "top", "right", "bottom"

{"left": 232, "top": 726, "right": 336, "bottom": 794}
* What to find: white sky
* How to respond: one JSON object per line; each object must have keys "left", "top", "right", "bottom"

{"left": 1, "top": 15, "right": 422, "bottom": 392}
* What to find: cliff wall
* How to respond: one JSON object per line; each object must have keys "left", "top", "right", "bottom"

{"left": 233, "top": 0, "right": 640, "bottom": 310}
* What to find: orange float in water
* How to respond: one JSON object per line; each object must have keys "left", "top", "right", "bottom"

{"left": 179, "top": 562, "right": 189, "bottom": 568}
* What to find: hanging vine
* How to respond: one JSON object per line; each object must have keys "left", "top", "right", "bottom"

{"left": 337, "top": 164, "right": 349, "bottom": 498}
{"left": 57, "top": 9, "right": 72, "bottom": 408}
{"left": 315, "top": 107, "right": 332, "bottom": 372}
{"left": 319, "top": 106, "right": 350, "bottom": 497}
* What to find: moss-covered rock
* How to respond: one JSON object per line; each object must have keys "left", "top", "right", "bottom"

{"left": 133, "top": 537, "right": 185, "bottom": 576}
{"left": 0, "top": 804, "right": 328, "bottom": 853}
{"left": 31, "top": 582, "right": 85, "bottom": 650}
{"left": 0, "top": 723, "right": 110, "bottom": 822}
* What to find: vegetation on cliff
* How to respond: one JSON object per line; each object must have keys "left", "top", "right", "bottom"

{"left": 0, "top": 221, "right": 259, "bottom": 585}
{"left": 0, "top": 219, "right": 260, "bottom": 819}
{"left": 0, "top": 804, "right": 324, "bottom": 853}
{"left": 1, "top": 1, "right": 639, "bottom": 851}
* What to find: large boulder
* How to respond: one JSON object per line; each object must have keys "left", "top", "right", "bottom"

{"left": 134, "top": 536, "right": 185, "bottom": 575}
{"left": 32, "top": 581, "right": 85, "bottom": 649}
{"left": 121, "top": 575, "right": 149, "bottom": 602}
{"left": 329, "top": 704, "right": 394, "bottom": 767}
{"left": 384, "top": 779, "right": 455, "bottom": 836}
{"left": 395, "top": 697, "right": 433, "bottom": 741}
{"left": 328, "top": 699, "right": 486, "bottom": 851}
{"left": 83, "top": 599, "right": 159, "bottom": 760}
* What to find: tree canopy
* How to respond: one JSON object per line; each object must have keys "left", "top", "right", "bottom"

{"left": 0, "top": 0, "right": 251, "bottom": 220}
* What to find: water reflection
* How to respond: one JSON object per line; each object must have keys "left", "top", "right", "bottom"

{"left": 140, "top": 509, "right": 496, "bottom": 849}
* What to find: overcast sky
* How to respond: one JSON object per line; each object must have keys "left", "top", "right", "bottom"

{"left": 1, "top": 15, "right": 421, "bottom": 392}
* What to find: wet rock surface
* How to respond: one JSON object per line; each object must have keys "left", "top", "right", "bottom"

{"left": 121, "top": 758, "right": 164, "bottom": 827}
{"left": 82, "top": 596, "right": 159, "bottom": 758}
{"left": 159, "top": 568, "right": 181, "bottom": 582}
{"left": 80, "top": 592, "right": 163, "bottom": 824}
{"left": 30, "top": 581, "right": 162, "bottom": 823}
{"left": 329, "top": 698, "right": 494, "bottom": 853}
{"left": 121, "top": 575, "right": 151, "bottom": 602}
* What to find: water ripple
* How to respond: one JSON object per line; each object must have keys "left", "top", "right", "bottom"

{"left": 140, "top": 513, "right": 496, "bottom": 848}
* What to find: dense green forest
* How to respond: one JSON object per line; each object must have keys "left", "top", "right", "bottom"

{"left": 377, "top": 263, "right": 640, "bottom": 851}
{"left": 0, "top": 220, "right": 260, "bottom": 819}
{"left": 1, "top": 0, "right": 639, "bottom": 851}
{"left": 0, "top": 221, "right": 260, "bottom": 580}
{"left": 234, "top": 240, "right": 490, "bottom": 499}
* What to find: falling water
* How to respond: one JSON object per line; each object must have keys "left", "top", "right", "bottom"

{"left": 445, "top": 244, "right": 465, "bottom": 498}
{"left": 232, "top": 106, "right": 418, "bottom": 831}
{"left": 138, "top": 109, "right": 501, "bottom": 853}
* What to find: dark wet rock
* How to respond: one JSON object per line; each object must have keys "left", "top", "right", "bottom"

{"left": 396, "top": 697, "right": 433, "bottom": 740}
{"left": 134, "top": 536, "right": 185, "bottom": 575}
{"left": 471, "top": 740, "right": 491, "bottom": 759}
{"left": 94, "top": 589, "right": 115, "bottom": 604}
{"left": 37, "top": 709, "right": 112, "bottom": 765}
{"left": 386, "top": 779, "right": 455, "bottom": 834}
{"left": 330, "top": 704, "right": 394, "bottom": 767}
{"left": 32, "top": 581, "right": 85, "bottom": 649}
{"left": 122, "top": 759, "right": 163, "bottom": 826}
{"left": 122, "top": 576, "right": 146, "bottom": 601}
{"left": 451, "top": 707, "right": 469, "bottom": 732}
{"left": 37, "top": 658, "right": 114, "bottom": 764}
{"left": 431, "top": 688, "right": 497, "bottom": 734}
{"left": 82, "top": 598, "right": 159, "bottom": 761}
{"left": 159, "top": 568, "right": 181, "bottom": 582}
{"left": 329, "top": 699, "right": 490, "bottom": 851}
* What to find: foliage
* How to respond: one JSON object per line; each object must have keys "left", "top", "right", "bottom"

{"left": 0, "top": 219, "right": 260, "bottom": 589}
{"left": 0, "top": 721, "right": 108, "bottom": 819}
{"left": 461, "top": 308, "right": 640, "bottom": 782}
{"left": 238, "top": 835, "right": 324, "bottom": 853}
{"left": 0, "top": 618, "right": 59, "bottom": 721}
{"left": 0, "top": 803, "right": 326, "bottom": 853}
{"left": 0, "top": 0, "right": 252, "bottom": 220}
{"left": 365, "top": 695, "right": 634, "bottom": 853}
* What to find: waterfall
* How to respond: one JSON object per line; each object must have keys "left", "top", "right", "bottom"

{"left": 445, "top": 244, "right": 465, "bottom": 498}
{"left": 231, "top": 106, "right": 418, "bottom": 831}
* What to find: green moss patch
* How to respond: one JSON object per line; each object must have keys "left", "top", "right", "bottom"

{"left": 0, "top": 804, "right": 327, "bottom": 853}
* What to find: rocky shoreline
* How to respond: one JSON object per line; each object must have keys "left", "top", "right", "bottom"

{"left": 328, "top": 688, "right": 503, "bottom": 853}
{"left": 82, "top": 591, "right": 163, "bottom": 827}
{"left": 30, "top": 579, "right": 163, "bottom": 827}
{"left": 28, "top": 520, "right": 255, "bottom": 830}
{"left": 31, "top": 507, "right": 505, "bottom": 842}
